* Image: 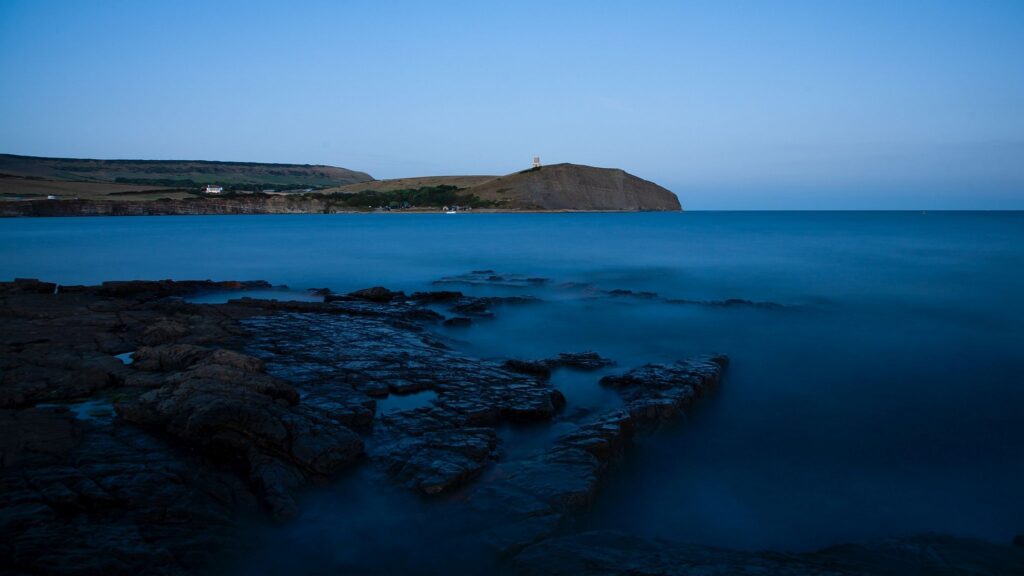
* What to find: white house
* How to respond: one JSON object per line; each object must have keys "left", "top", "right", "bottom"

{"left": 205, "top": 185, "right": 224, "bottom": 194}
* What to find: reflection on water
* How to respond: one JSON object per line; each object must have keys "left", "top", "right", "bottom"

{"left": 2, "top": 211, "right": 1023, "bottom": 558}
{"left": 37, "top": 397, "right": 115, "bottom": 421}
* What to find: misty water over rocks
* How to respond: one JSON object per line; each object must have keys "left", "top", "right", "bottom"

{"left": 2, "top": 212, "right": 1022, "bottom": 573}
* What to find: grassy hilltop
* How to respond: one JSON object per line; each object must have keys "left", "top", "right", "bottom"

{"left": 0, "top": 154, "right": 373, "bottom": 199}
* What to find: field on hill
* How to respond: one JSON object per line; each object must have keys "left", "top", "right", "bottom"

{"left": 325, "top": 175, "right": 497, "bottom": 194}
{"left": 0, "top": 175, "right": 192, "bottom": 201}
{"left": 0, "top": 154, "right": 373, "bottom": 190}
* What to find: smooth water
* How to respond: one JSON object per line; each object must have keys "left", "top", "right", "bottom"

{"left": 2, "top": 212, "right": 1022, "bottom": 554}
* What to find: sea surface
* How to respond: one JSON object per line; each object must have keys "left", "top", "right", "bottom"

{"left": 2, "top": 212, "right": 1022, "bottom": 563}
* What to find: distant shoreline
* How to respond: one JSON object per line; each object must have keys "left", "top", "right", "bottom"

{"left": 0, "top": 199, "right": 682, "bottom": 217}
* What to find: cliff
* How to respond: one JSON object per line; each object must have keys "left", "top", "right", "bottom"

{"left": 0, "top": 197, "right": 334, "bottom": 217}
{"left": 464, "top": 163, "right": 680, "bottom": 211}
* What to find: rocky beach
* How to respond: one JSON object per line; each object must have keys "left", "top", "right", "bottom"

{"left": 2, "top": 276, "right": 1021, "bottom": 575}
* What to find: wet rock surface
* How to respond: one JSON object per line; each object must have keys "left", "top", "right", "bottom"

{"left": 1, "top": 277, "right": 1018, "bottom": 575}
{"left": 240, "top": 306, "right": 565, "bottom": 496}
{"left": 0, "top": 406, "right": 259, "bottom": 576}
{"left": 115, "top": 343, "right": 363, "bottom": 519}
{"left": 457, "top": 355, "right": 727, "bottom": 555}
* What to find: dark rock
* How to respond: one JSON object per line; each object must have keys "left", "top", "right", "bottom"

{"left": 600, "top": 355, "right": 727, "bottom": 427}
{"left": 409, "top": 290, "right": 464, "bottom": 302}
{"left": 11, "top": 278, "right": 57, "bottom": 293}
{"left": 344, "top": 286, "right": 405, "bottom": 303}
{"left": 1015, "top": 534, "right": 1024, "bottom": 548}
{"left": 97, "top": 279, "right": 272, "bottom": 299}
{"left": 460, "top": 354, "right": 727, "bottom": 554}
{"left": 451, "top": 299, "right": 493, "bottom": 317}
{"left": 115, "top": 348, "right": 360, "bottom": 517}
{"left": 239, "top": 306, "right": 565, "bottom": 497}
{"left": 0, "top": 409, "right": 259, "bottom": 575}
{"left": 450, "top": 295, "right": 541, "bottom": 318}
{"left": 503, "top": 359, "right": 552, "bottom": 379}
{"left": 542, "top": 351, "right": 616, "bottom": 371}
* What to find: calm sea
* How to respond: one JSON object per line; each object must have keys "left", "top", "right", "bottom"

{"left": 2, "top": 212, "right": 1022, "bottom": 560}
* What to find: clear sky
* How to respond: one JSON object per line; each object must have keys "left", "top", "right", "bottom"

{"left": 1, "top": 1, "right": 1022, "bottom": 209}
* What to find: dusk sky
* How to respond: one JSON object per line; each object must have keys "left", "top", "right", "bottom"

{"left": 1, "top": 0, "right": 1022, "bottom": 209}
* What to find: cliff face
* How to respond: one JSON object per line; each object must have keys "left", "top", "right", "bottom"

{"left": 466, "top": 163, "right": 681, "bottom": 211}
{"left": 0, "top": 197, "right": 333, "bottom": 217}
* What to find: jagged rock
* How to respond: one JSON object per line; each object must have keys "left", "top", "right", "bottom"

{"left": 115, "top": 349, "right": 360, "bottom": 517}
{"left": 240, "top": 305, "right": 564, "bottom": 497}
{"left": 599, "top": 355, "right": 727, "bottom": 426}
{"left": 450, "top": 295, "right": 541, "bottom": 318}
{"left": 503, "top": 359, "right": 552, "bottom": 379}
{"left": 409, "top": 290, "right": 464, "bottom": 302}
{"left": 376, "top": 408, "right": 499, "bottom": 495}
{"left": 343, "top": 286, "right": 406, "bottom": 303}
{"left": 460, "top": 355, "right": 727, "bottom": 554}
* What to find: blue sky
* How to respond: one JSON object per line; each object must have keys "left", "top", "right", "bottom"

{"left": 1, "top": 0, "right": 1022, "bottom": 209}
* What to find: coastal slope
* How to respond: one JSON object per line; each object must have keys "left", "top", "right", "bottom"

{"left": 0, "top": 153, "right": 373, "bottom": 190}
{"left": 0, "top": 154, "right": 682, "bottom": 214}
{"left": 464, "top": 163, "right": 681, "bottom": 211}
{"left": 326, "top": 175, "right": 498, "bottom": 194}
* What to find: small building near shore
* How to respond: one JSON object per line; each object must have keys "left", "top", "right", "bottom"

{"left": 204, "top": 185, "right": 224, "bottom": 195}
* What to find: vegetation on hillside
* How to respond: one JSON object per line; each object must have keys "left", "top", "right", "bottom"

{"left": 315, "top": 184, "right": 503, "bottom": 209}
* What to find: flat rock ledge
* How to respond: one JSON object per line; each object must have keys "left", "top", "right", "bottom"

{"left": 459, "top": 355, "right": 728, "bottom": 555}
{"left": 3, "top": 278, "right": 1016, "bottom": 576}
{"left": 115, "top": 343, "right": 364, "bottom": 519}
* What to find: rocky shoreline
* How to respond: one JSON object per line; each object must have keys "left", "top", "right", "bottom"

{"left": 1, "top": 278, "right": 1020, "bottom": 575}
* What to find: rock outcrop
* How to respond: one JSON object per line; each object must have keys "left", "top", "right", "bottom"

{"left": 4, "top": 276, "right": 1011, "bottom": 576}
{"left": 458, "top": 355, "right": 728, "bottom": 554}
